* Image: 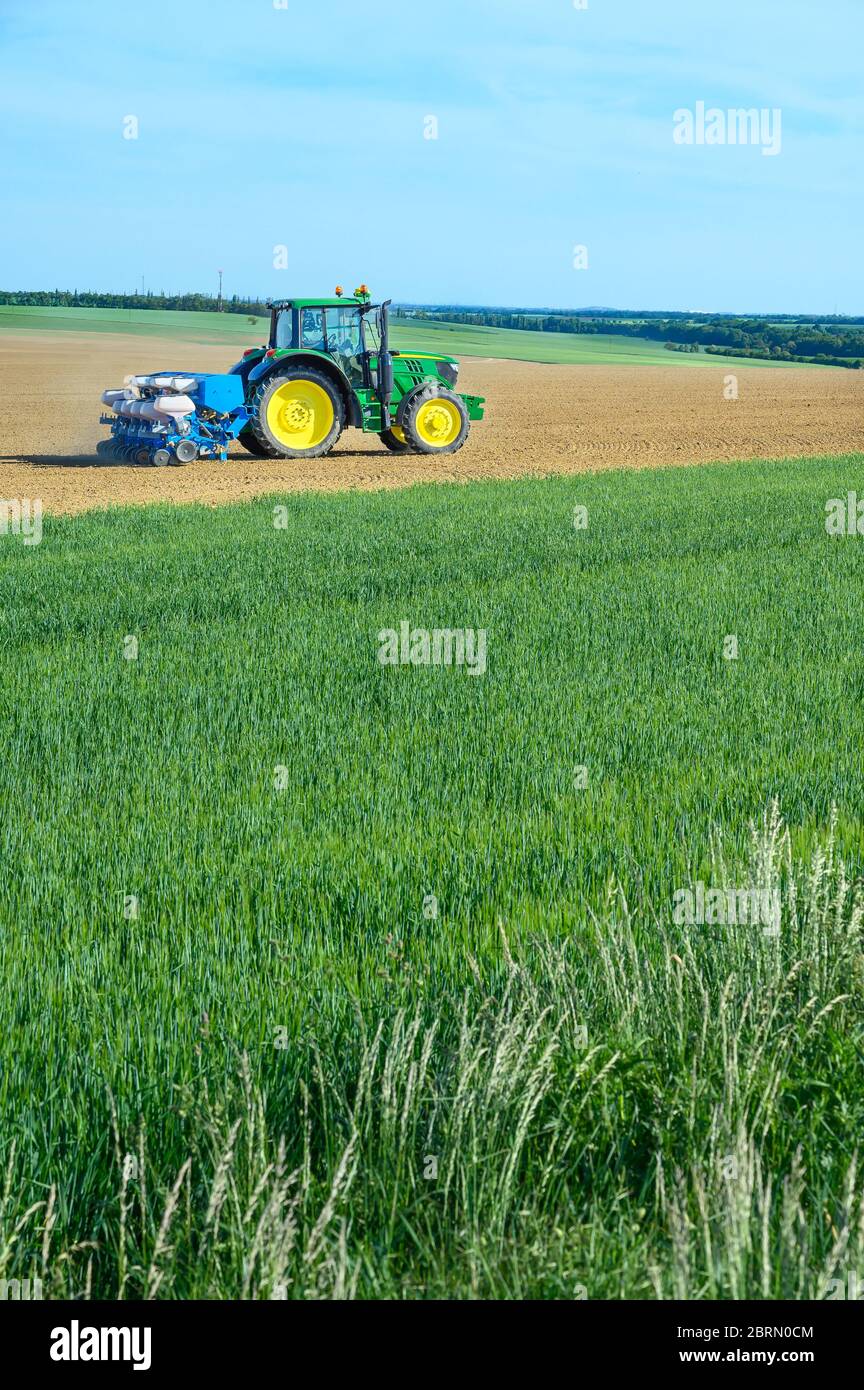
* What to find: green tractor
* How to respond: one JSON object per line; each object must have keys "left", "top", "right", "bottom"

{"left": 231, "top": 286, "right": 485, "bottom": 459}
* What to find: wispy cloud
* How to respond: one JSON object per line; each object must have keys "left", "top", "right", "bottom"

{"left": 0, "top": 0, "right": 861, "bottom": 312}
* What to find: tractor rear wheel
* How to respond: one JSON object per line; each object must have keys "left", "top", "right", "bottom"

{"left": 380, "top": 426, "right": 414, "bottom": 453}
{"left": 400, "top": 387, "right": 469, "bottom": 455}
{"left": 249, "top": 367, "right": 344, "bottom": 459}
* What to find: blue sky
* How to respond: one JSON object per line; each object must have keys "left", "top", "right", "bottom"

{"left": 0, "top": 0, "right": 861, "bottom": 312}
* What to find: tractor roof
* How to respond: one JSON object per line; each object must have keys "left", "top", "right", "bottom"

{"left": 271, "top": 297, "right": 364, "bottom": 310}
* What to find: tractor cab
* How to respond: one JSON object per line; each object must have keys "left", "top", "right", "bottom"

{"left": 270, "top": 295, "right": 368, "bottom": 383}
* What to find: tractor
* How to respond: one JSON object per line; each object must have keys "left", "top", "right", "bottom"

{"left": 98, "top": 287, "right": 485, "bottom": 466}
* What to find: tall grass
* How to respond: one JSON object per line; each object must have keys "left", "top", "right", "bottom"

{"left": 1, "top": 458, "right": 863, "bottom": 1297}
{"left": 2, "top": 808, "right": 862, "bottom": 1299}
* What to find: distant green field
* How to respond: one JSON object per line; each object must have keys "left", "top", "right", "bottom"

{"left": 0, "top": 303, "right": 269, "bottom": 343}
{"left": 392, "top": 316, "right": 691, "bottom": 364}
{"left": 392, "top": 315, "right": 796, "bottom": 367}
{"left": 0, "top": 303, "right": 804, "bottom": 367}
{"left": 1, "top": 455, "right": 863, "bottom": 1299}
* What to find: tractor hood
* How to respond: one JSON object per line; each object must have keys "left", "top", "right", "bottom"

{"left": 392, "top": 351, "right": 458, "bottom": 365}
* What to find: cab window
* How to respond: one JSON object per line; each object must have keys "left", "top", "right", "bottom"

{"left": 300, "top": 309, "right": 326, "bottom": 350}
{"left": 323, "top": 308, "right": 362, "bottom": 359}
{"left": 274, "top": 309, "right": 296, "bottom": 349}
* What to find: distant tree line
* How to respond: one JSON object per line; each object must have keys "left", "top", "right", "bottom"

{"left": 704, "top": 345, "right": 862, "bottom": 369}
{"left": 414, "top": 308, "right": 864, "bottom": 367}
{"left": 0, "top": 289, "right": 269, "bottom": 316}
{"left": 410, "top": 305, "right": 864, "bottom": 326}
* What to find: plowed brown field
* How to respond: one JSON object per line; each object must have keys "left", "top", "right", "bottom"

{"left": 1, "top": 331, "right": 862, "bottom": 514}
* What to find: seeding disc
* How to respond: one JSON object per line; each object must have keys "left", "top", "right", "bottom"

{"left": 174, "top": 439, "right": 199, "bottom": 464}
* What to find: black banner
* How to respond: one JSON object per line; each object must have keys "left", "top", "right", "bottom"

{"left": 2, "top": 1299, "right": 857, "bottom": 1376}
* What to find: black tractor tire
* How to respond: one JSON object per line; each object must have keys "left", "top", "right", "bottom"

{"left": 239, "top": 429, "right": 278, "bottom": 458}
{"left": 248, "top": 366, "right": 344, "bottom": 459}
{"left": 380, "top": 427, "right": 414, "bottom": 454}
{"left": 400, "top": 385, "right": 470, "bottom": 455}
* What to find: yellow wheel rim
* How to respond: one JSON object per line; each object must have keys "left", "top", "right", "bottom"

{"left": 414, "top": 398, "right": 462, "bottom": 448}
{"left": 267, "top": 380, "right": 334, "bottom": 449}
{"left": 390, "top": 424, "right": 407, "bottom": 444}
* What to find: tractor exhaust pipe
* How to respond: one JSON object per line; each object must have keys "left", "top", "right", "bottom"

{"left": 377, "top": 299, "right": 394, "bottom": 429}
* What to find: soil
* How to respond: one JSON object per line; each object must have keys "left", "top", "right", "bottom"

{"left": 1, "top": 330, "right": 862, "bottom": 514}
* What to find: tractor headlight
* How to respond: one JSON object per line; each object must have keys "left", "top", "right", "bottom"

{"left": 436, "top": 361, "right": 458, "bottom": 388}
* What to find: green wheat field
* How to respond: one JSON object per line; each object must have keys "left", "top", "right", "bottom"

{"left": 1, "top": 454, "right": 863, "bottom": 1299}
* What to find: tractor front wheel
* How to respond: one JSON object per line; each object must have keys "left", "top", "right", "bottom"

{"left": 400, "top": 387, "right": 469, "bottom": 455}
{"left": 249, "top": 367, "right": 344, "bottom": 459}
